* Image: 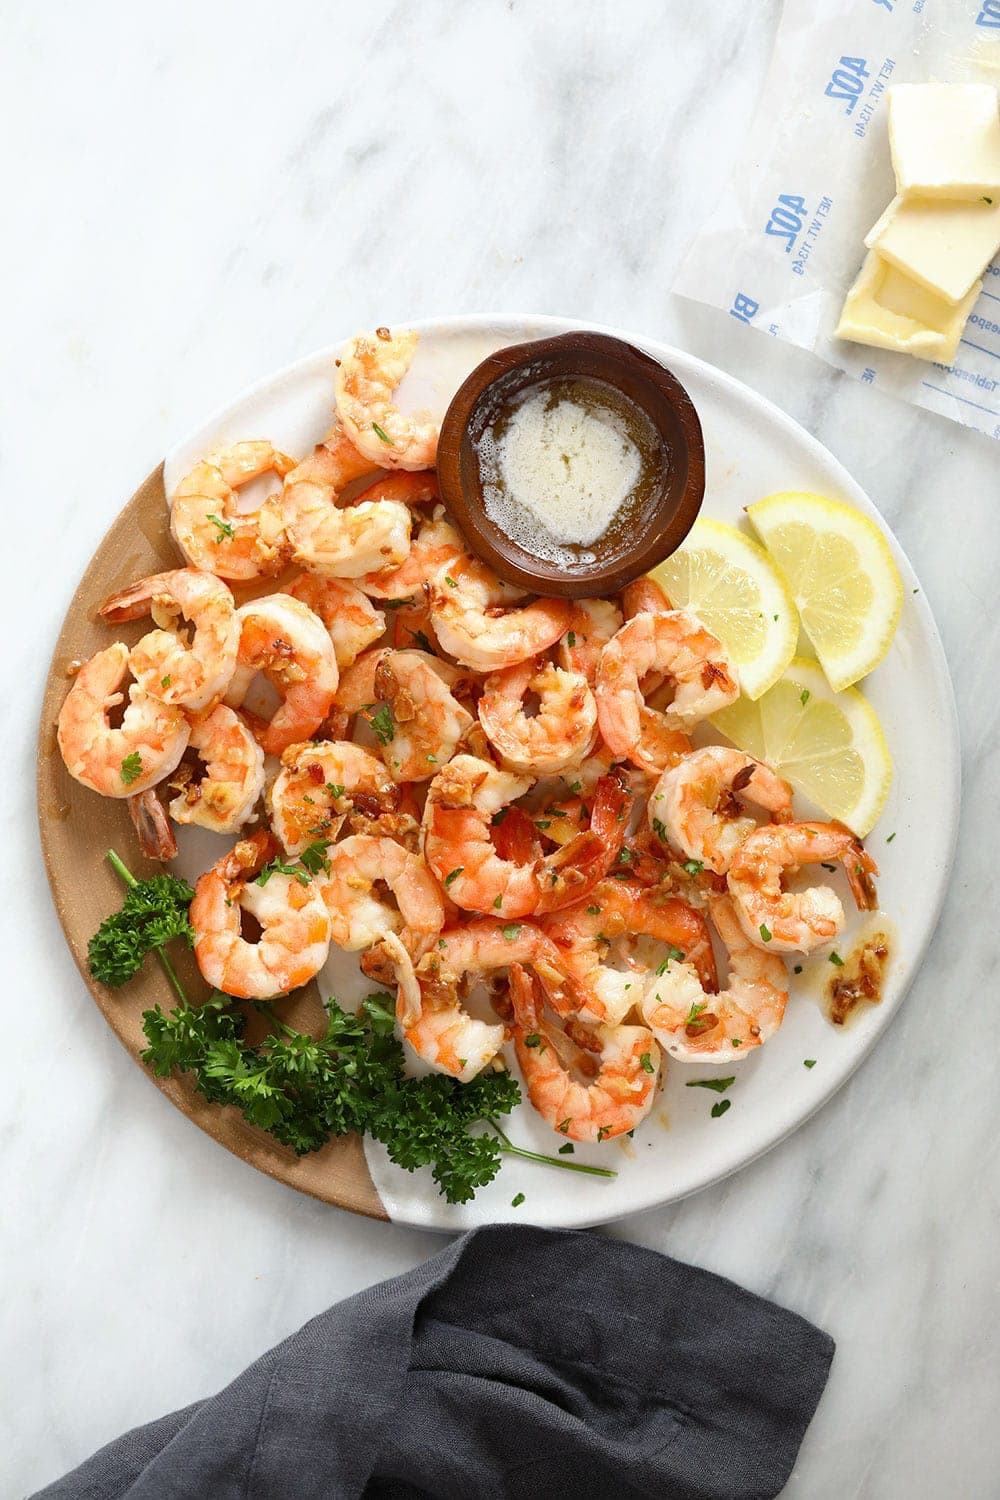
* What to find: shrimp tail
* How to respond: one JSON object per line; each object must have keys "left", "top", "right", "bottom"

{"left": 128, "top": 788, "right": 178, "bottom": 863}
{"left": 840, "top": 828, "right": 879, "bottom": 910}
{"left": 534, "top": 771, "right": 631, "bottom": 913}
{"left": 99, "top": 580, "right": 157, "bottom": 623}
{"left": 509, "top": 962, "right": 543, "bottom": 1032}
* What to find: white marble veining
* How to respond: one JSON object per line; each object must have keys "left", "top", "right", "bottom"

{"left": 1, "top": 2, "right": 996, "bottom": 1495}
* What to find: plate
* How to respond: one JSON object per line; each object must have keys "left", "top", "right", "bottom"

{"left": 38, "top": 314, "right": 960, "bottom": 1230}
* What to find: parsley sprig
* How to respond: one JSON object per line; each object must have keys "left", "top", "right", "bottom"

{"left": 89, "top": 852, "right": 616, "bottom": 1204}
{"left": 88, "top": 851, "right": 193, "bottom": 999}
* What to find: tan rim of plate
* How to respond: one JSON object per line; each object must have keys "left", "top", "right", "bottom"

{"left": 36, "top": 464, "right": 387, "bottom": 1221}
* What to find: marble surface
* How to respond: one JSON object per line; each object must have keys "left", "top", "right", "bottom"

{"left": 2, "top": 2, "right": 996, "bottom": 1495}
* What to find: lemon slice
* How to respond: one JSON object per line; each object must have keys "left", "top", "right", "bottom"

{"left": 650, "top": 517, "right": 798, "bottom": 700}
{"left": 711, "top": 658, "right": 892, "bottom": 837}
{"left": 746, "top": 492, "right": 903, "bottom": 693}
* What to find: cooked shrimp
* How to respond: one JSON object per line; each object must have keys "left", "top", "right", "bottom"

{"left": 226, "top": 594, "right": 339, "bottom": 756}
{"left": 190, "top": 831, "right": 330, "bottom": 999}
{"left": 128, "top": 788, "right": 178, "bottom": 862}
{"left": 388, "top": 593, "right": 440, "bottom": 655}
{"left": 166, "top": 704, "right": 265, "bottom": 834}
{"left": 595, "top": 609, "right": 737, "bottom": 775}
{"left": 727, "top": 820, "right": 878, "bottom": 954}
{"left": 621, "top": 575, "right": 672, "bottom": 617}
{"left": 422, "top": 754, "right": 629, "bottom": 919}
{"left": 478, "top": 660, "right": 598, "bottom": 775}
{"left": 429, "top": 553, "right": 573, "bottom": 671}
{"left": 269, "top": 739, "right": 399, "bottom": 855}
{"left": 285, "top": 573, "right": 385, "bottom": 670}
{"left": 543, "top": 878, "right": 718, "bottom": 1025}
{"left": 334, "top": 327, "right": 438, "bottom": 471}
{"left": 320, "top": 835, "right": 444, "bottom": 951}
{"left": 379, "top": 932, "right": 506, "bottom": 1084}
{"left": 641, "top": 895, "right": 788, "bottom": 1061}
{"left": 649, "top": 745, "right": 794, "bottom": 874}
{"left": 99, "top": 568, "right": 238, "bottom": 712}
{"left": 170, "top": 441, "right": 294, "bottom": 581}
{"left": 336, "top": 647, "right": 474, "bottom": 783}
{"left": 358, "top": 512, "right": 464, "bottom": 600}
{"left": 57, "top": 642, "right": 190, "bottom": 797}
{"left": 510, "top": 964, "right": 659, "bottom": 1144}
{"left": 383, "top": 919, "right": 571, "bottom": 1082}
{"left": 556, "top": 598, "right": 623, "bottom": 683}
{"left": 280, "top": 432, "right": 412, "bottom": 578}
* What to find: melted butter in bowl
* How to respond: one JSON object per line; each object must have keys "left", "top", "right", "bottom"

{"left": 477, "top": 376, "right": 663, "bottom": 567}
{"left": 436, "top": 332, "right": 705, "bottom": 598}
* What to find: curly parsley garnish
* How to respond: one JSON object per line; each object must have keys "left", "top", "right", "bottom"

{"left": 88, "top": 851, "right": 193, "bottom": 997}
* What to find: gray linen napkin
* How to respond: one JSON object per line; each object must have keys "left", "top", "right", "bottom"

{"left": 34, "top": 1224, "right": 833, "bottom": 1500}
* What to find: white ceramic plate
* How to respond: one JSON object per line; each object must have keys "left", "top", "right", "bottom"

{"left": 165, "top": 314, "right": 960, "bottom": 1231}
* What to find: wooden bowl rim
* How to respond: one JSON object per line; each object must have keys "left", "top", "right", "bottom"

{"left": 436, "top": 330, "right": 706, "bottom": 598}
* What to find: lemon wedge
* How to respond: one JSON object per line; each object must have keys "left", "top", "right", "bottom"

{"left": 650, "top": 517, "right": 798, "bottom": 700}
{"left": 746, "top": 492, "right": 903, "bottom": 692}
{"left": 711, "top": 658, "right": 892, "bottom": 837}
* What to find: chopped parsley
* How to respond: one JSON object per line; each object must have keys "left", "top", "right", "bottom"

{"left": 326, "top": 782, "right": 346, "bottom": 800}
{"left": 298, "top": 840, "right": 332, "bottom": 877}
{"left": 119, "top": 752, "right": 143, "bottom": 786}
{"left": 685, "top": 1076, "right": 735, "bottom": 1094}
{"left": 511, "top": 1193, "right": 525, "bottom": 1208}
{"left": 256, "top": 856, "right": 312, "bottom": 887}
{"left": 207, "top": 513, "right": 235, "bottom": 540}
{"left": 366, "top": 703, "right": 396, "bottom": 745}
{"left": 640, "top": 1053, "right": 654, "bottom": 1074}
{"left": 651, "top": 817, "right": 668, "bottom": 843}
{"left": 682, "top": 858, "right": 704, "bottom": 877}
{"left": 501, "top": 923, "right": 521, "bottom": 941}
{"left": 803, "top": 1059, "right": 817, "bottom": 1069}
{"left": 558, "top": 1142, "right": 574, "bottom": 1155}
{"left": 655, "top": 947, "right": 685, "bottom": 976}
{"left": 710, "top": 1100, "right": 732, "bottom": 1119}
{"left": 759, "top": 923, "right": 772, "bottom": 943}
{"left": 444, "top": 868, "right": 464, "bottom": 889}
{"left": 371, "top": 421, "right": 394, "bottom": 446}
{"left": 829, "top": 951, "right": 845, "bottom": 966}
{"left": 800, "top": 688, "right": 810, "bottom": 706}
{"left": 524, "top": 1033, "right": 541, "bottom": 1048}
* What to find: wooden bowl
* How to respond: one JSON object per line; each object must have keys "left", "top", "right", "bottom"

{"left": 436, "top": 332, "right": 705, "bottom": 597}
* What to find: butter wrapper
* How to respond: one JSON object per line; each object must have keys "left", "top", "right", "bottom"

{"left": 673, "top": 0, "right": 1000, "bottom": 441}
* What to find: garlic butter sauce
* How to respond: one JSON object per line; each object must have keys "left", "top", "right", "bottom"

{"left": 475, "top": 375, "right": 664, "bottom": 569}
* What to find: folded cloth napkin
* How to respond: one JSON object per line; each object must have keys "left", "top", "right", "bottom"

{"left": 35, "top": 1224, "right": 833, "bottom": 1500}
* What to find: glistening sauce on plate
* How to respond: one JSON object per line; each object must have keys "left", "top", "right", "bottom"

{"left": 475, "top": 375, "right": 664, "bottom": 569}
{"left": 825, "top": 920, "right": 892, "bottom": 1027}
